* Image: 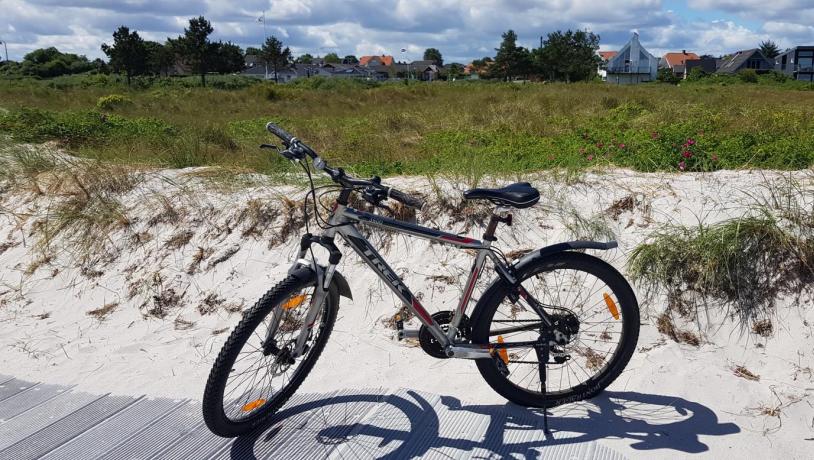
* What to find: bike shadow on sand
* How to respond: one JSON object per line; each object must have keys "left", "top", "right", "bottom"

{"left": 229, "top": 389, "right": 740, "bottom": 459}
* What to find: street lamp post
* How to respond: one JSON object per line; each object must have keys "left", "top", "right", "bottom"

{"left": 258, "top": 12, "right": 268, "bottom": 79}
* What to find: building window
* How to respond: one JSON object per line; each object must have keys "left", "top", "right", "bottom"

{"left": 800, "top": 57, "right": 813, "bottom": 71}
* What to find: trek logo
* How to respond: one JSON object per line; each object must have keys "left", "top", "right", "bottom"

{"left": 349, "top": 236, "right": 411, "bottom": 300}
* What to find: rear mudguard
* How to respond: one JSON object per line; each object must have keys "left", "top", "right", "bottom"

{"left": 289, "top": 263, "right": 353, "bottom": 300}
{"left": 473, "top": 240, "right": 618, "bottom": 319}
{"left": 514, "top": 240, "right": 618, "bottom": 271}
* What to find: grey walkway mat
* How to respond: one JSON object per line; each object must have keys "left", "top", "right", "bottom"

{"left": 0, "top": 377, "right": 628, "bottom": 459}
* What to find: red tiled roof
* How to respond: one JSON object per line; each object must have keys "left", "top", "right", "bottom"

{"left": 359, "top": 55, "right": 394, "bottom": 66}
{"left": 598, "top": 51, "right": 617, "bottom": 61}
{"left": 663, "top": 52, "right": 700, "bottom": 68}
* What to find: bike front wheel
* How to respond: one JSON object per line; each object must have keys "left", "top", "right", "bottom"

{"left": 202, "top": 268, "right": 338, "bottom": 437}
{"left": 471, "top": 251, "right": 639, "bottom": 408}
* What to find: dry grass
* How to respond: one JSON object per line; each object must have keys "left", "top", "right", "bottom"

{"left": 656, "top": 312, "right": 701, "bottom": 346}
{"left": 751, "top": 319, "right": 773, "bottom": 337}
{"left": 87, "top": 302, "right": 118, "bottom": 320}
{"left": 733, "top": 365, "right": 760, "bottom": 381}
{"left": 164, "top": 230, "right": 194, "bottom": 249}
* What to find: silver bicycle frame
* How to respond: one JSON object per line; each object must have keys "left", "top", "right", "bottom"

{"left": 284, "top": 201, "right": 513, "bottom": 358}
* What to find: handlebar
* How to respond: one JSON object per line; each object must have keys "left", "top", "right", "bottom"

{"left": 265, "top": 121, "right": 424, "bottom": 210}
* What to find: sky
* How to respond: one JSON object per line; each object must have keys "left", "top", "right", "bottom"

{"left": 1, "top": 0, "right": 813, "bottom": 63}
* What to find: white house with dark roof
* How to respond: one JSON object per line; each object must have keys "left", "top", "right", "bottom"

{"left": 605, "top": 33, "right": 658, "bottom": 84}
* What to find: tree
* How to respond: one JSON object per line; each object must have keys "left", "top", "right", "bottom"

{"left": 143, "top": 41, "right": 174, "bottom": 76}
{"left": 423, "top": 48, "right": 443, "bottom": 65}
{"left": 174, "top": 16, "right": 216, "bottom": 86}
{"left": 759, "top": 40, "right": 780, "bottom": 59}
{"left": 323, "top": 52, "right": 341, "bottom": 64}
{"left": 491, "top": 30, "right": 532, "bottom": 80}
{"left": 213, "top": 41, "right": 244, "bottom": 73}
{"left": 535, "top": 29, "right": 600, "bottom": 82}
{"left": 101, "top": 26, "right": 146, "bottom": 85}
{"left": 245, "top": 47, "right": 261, "bottom": 56}
{"left": 470, "top": 56, "right": 493, "bottom": 76}
{"left": 19, "top": 47, "right": 94, "bottom": 78}
{"left": 657, "top": 67, "right": 681, "bottom": 84}
{"left": 444, "top": 63, "right": 464, "bottom": 80}
{"left": 260, "top": 36, "right": 292, "bottom": 83}
{"left": 343, "top": 55, "right": 359, "bottom": 64}
{"left": 296, "top": 53, "right": 314, "bottom": 64}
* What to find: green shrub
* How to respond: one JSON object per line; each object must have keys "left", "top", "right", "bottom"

{"left": 96, "top": 94, "right": 134, "bottom": 111}
{"left": 738, "top": 69, "right": 758, "bottom": 83}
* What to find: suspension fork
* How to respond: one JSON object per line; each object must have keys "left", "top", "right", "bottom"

{"left": 265, "top": 231, "right": 343, "bottom": 358}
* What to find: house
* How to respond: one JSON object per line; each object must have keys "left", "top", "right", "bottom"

{"left": 597, "top": 51, "right": 617, "bottom": 79}
{"left": 685, "top": 57, "right": 718, "bottom": 76}
{"left": 605, "top": 33, "right": 658, "bottom": 84}
{"left": 662, "top": 50, "right": 700, "bottom": 77}
{"left": 775, "top": 46, "right": 814, "bottom": 81}
{"left": 359, "top": 55, "right": 394, "bottom": 67}
{"left": 408, "top": 60, "right": 441, "bottom": 81}
{"left": 716, "top": 49, "right": 774, "bottom": 74}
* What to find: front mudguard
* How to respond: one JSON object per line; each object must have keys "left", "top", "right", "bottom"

{"left": 288, "top": 263, "right": 353, "bottom": 300}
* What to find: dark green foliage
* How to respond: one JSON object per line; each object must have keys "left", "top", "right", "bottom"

{"left": 491, "top": 30, "right": 532, "bottom": 80}
{"left": 423, "top": 48, "right": 443, "bottom": 65}
{"left": 295, "top": 54, "right": 314, "bottom": 64}
{"left": 657, "top": 67, "right": 681, "bottom": 85}
{"left": 342, "top": 55, "right": 359, "bottom": 65}
{"left": 173, "top": 16, "right": 216, "bottom": 87}
{"left": 212, "top": 41, "right": 245, "bottom": 74}
{"left": 143, "top": 41, "right": 173, "bottom": 76}
{"left": 739, "top": 69, "right": 759, "bottom": 83}
{"left": 101, "top": 26, "right": 147, "bottom": 86}
{"left": 12, "top": 47, "right": 94, "bottom": 78}
{"left": 534, "top": 29, "right": 601, "bottom": 82}
{"left": 323, "top": 52, "right": 341, "bottom": 64}
{"left": 759, "top": 40, "right": 781, "bottom": 59}
{"left": 260, "top": 36, "right": 292, "bottom": 83}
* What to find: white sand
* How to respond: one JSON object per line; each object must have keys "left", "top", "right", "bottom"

{"left": 0, "top": 166, "right": 812, "bottom": 458}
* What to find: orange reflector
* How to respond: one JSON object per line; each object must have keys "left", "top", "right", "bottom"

{"left": 603, "top": 293, "right": 620, "bottom": 320}
{"left": 496, "top": 336, "right": 509, "bottom": 365}
{"left": 241, "top": 398, "right": 266, "bottom": 412}
{"left": 282, "top": 294, "right": 307, "bottom": 310}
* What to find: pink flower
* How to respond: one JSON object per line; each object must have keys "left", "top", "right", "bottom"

{"left": 596, "top": 142, "right": 603, "bottom": 148}
{"left": 687, "top": 138, "right": 696, "bottom": 146}
{"left": 587, "top": 154, "right": 594, "bottom": 161}
{"left": 682, "top": 150, "right": 692, "bottom": 158}
{"left": 711, "top": 153, "right": 719, "bottom": 162}
{"left": 678, "top": 161, "right": 686, "bottom": 170}
{"left": 651, "top": 132, "right": 659, "bottom": 139}
{"left": 618, "top": 143, "right": 626, "bottom": 149}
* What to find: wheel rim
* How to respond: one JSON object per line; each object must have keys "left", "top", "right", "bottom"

{"left": 221, "top": 285, "right": 326, "bottom": 422}
{"left": 486, "top": 265, "right": 627, "bottom": 396}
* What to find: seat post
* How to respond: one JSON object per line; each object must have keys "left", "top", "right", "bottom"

{"left": 483, "top": 206, "right": 512, "bottom": 242}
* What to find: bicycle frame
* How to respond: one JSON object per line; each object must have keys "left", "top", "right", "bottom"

{"left": 278, "top": 197, "right": 562, "bottom": 361}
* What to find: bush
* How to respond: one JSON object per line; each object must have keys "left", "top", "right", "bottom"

{"left": 657, "top": 67, "right": 681, "bottom": 85}
{"left": 96, "top": 94, "right": 134, "bottom": 111}
{"left": 738, "top": 69, "right": 758, "bottom": 83}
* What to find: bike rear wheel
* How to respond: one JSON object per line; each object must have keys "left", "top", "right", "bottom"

{"left": 471, "top": 251, "right": 639, "bottom": 408}
{"left": 202, "top": 268, "right": 338, "bottom": 437}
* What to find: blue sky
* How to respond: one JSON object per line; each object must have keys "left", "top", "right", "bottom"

{"left": 1, "top": 1, "right": 813, "bottom": 63}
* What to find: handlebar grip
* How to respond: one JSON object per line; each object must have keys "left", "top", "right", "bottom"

{"left": 266, "top": 122, "right": 294, "bottom": 145}
{"left": 388, "top": 188, "right": 425, "bottom": 210}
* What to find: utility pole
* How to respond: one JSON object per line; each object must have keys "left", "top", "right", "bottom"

{"left": 258, "top": 12, "right": 268, "bottom": 79}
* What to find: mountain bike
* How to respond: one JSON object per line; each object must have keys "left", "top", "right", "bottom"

{"left": 202, "top": 122, "right": 640, "bottom": 437}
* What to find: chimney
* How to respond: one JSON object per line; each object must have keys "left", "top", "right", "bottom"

{"left": 682, "top": 50, "right": 687, "bottom": 55}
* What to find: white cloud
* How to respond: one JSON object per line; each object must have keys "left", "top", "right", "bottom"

{"left": 0, "top": 0, "right": 811, "bottom": 63}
